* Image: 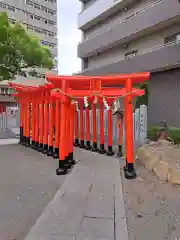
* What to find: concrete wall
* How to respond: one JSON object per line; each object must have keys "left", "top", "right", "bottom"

{"left": 83, "top": 0, "right": 155, "bottom": 40}
{"left": 148, "top": 68, "right": 180, "bottom": 127}
{"left": 83, "top": 0, "right": 97, "bottom": 10}
{"left": 86, "top": 23, "right": 180, "bottom": 69}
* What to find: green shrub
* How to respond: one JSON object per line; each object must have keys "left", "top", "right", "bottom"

{"left": 148, "top": 126, "right": 180, "bottom": 144}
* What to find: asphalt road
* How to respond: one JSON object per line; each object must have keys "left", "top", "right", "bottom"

{"left": 0, "top": 144, "right": 66, "bottom": 240}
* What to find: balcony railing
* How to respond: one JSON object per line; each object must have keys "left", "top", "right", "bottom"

{"left": 80, "top": 0, "right": 163, "bottom": 43}
{"left": 79, "top": 40, "right": 180, "bottom": 72}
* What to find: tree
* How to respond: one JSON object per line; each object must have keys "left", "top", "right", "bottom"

{"left": 0, "top": 12, "right": 53, "bottom": 81}
{"left": 135, "top": 83, "right": 149, "bottom": 109}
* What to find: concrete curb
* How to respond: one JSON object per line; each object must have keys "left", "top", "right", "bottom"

{"left": 137, "top": 140, "right": 180, "bottom": 185}
{"left": 114, "top": 162, "right": 129, "bottom": 240}
{"left": 0, "top": 138, "right": 19, "bottom": 145}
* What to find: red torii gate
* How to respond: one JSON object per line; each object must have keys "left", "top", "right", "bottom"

{"left": 46, "top": 72, "right": 150, "bottom": 179}
{"left": 9, "top": 83, "right": 37, "bottom": 147}
{"left": 9, "top": 72, "right": 150, "bottom": 179}
{"left": 10, "top": 82, "right": 58, "bottom": 156}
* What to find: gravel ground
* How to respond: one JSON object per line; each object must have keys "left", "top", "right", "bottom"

{"left": 121, "top": 160, "right": 180, "bottom": 240}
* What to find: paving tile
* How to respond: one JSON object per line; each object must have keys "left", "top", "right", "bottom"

{"left": 25, "top": 160, "right": 96, "bottom": 239}
{"left": 77, "top": 217, "right": 114, "bottom": 240}
{"left": 84, "top": 188, "right": 114, "bottom": 219}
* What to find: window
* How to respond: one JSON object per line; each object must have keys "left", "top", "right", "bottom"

{"left": 164, "top": 33, "right": 180, "bottom": 44}
{"left": 19, "top": 71, "right": 28, "bottom": 77}
{"left": 41, "top": 40, "right": 55, "bottom": 47}
{"left": 48, "top": 20, "right": 55, "bottom": 26}
{"left": 26, "top": 0, "right": 33, "bottom": 7}
{"left": 45, "top": 0, "right": 56, "bottom": 3}
{"left": 21, "top": 9, "right": 26, "bottom": 14}
{"left": 41, "top": 6, "right": 48, "bottom": 12}
{"left": 34, "top": 15, "right": 41, "bottom": 21}
{"left": 9, "top": 18, "right": 16, "bottom": 24}
{"left": 46, "top": 31, "right": 52, "bottom": 36}
{"left": 164, "top": 35, "right": 176, "bottom": 44}
{"left": 25, "top": 0, "right": 56, "bottom": 15}
{"left": 41, "top": 29, "right": 47, "bottom": 34}
{"left": 25, "top": 24, "right": 56, "bottom": 37}
{"left": 34, "top": 3, "right": 40, "bottom": 9}
{"left": 50, "top": 43, "right": 56, "bottom": 47}
{"left": 48, "top": 9, "right": 55, "bottom": 15}
{"left": 83, "top": 58, "right": 88, "bottom": 69}
{"left": 7, "top": 5, "right": 15, "bottom": 12}
{"left": 34, "top": 27, "right": 42, "bottom": 34}
{"left": 0, "top": 2, "right": 6, "bottom": 8}
{"left": 124, "top": 50, "right": 139, "bottom": 58}
{"left": 26, "top": 12, "right": 33, "bottom": 19}
{"left": 26, "top": 24, "right": 33, "bottom": 31}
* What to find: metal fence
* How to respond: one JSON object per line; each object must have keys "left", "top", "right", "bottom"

{"left": 0, "top": 104, "right": 147, "bottom": 145}
{"left": 77, "top": 104, "right": 147, "bottom": 146}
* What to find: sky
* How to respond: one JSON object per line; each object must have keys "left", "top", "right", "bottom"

{"left": 57, "top": 0, "right": 81, "bottom": 75}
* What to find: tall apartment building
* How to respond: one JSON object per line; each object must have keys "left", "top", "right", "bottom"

{"left": 77, "top": 0, "right": 180, "bottom": 126}
{"left": 0, "top": 0, "right": 57, "bottom": 73}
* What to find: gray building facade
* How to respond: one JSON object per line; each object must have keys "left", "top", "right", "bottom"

{"left": 0, "top": 0, "right": 57, "bottom": 69}
{"left": 77, "top": 0, "right": 180, "bottom": 126}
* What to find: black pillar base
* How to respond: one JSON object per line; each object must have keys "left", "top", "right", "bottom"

{"left": 35, "top": 142, "right": 40, "bottom": 150}
{"left": 74, "top": 139, "right": 79, "bottom": 147}
{"left": 22, "top": 136, "right": 26, "bottom": 146}
{"left": 32, "top": 141, "right": 38, "bottom": 150}
{"left": 19, "top": 127, "right": 24, "bottom": 144}
{"left": 56, "top": 160, "right": 68, "bottom": 176}
{"left": 31, "top": 140, "right": 35, "bottom": 148}
{"left": 56, "top": 160, "right": 69, "bottom": 175}
{"left": 65, "top": 156, "right": 73, "bottom": 169}
{"left": 42, "top": 144, "right": 48, "bottom": 154}
{"left": 117, "top": 145, "right": 123, "bottom": 157}
{"left": 47, "top": 146, "right": 53, "bottom": 156}
{"left": 25, "top": 137, "right": 31, "bottom": 147}
{"left": 68, "top": 152, "right": 76, "bottom": 165}
{"left": 20, "top": 136, "right": 25, "bottom": 145}
{"left": 79, "top": 140, "right": 85, "bottom": 149}
{"left": 37, "top": 143, "right": 44, "bottom": 152}
{"left": 53, "top": 148, "right": 59, "bottom": 159}
{"left": 124, "top": 161, "right": 137, "bottom": 179}
{"left": 85, "top": 141, "right": 91, "bottom": 150}
{"left": 106, "top": 146, "right": 114, "bottom": 156}
{"left": 98, "top": 144, "right": 106, "bottom": 154}
{"left": 92, "top": 142, "right": 98, "bottom": 152}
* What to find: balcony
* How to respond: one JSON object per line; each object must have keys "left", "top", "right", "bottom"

{"left": 78, "top": 41, "right": 180, "bottom": 75}
{"left": 79, "top": 0, "right": 91, "bottom": 3}
{"left": 78, "top": 0, "right": 136, "bottom": 30}
{"left": 78, "top": 0, "right": 180, "bottom": 58}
